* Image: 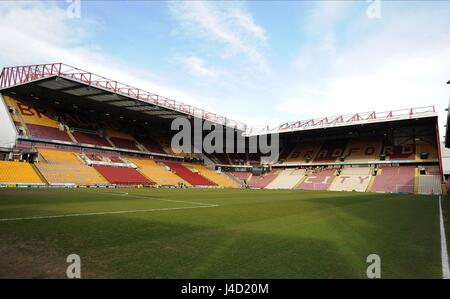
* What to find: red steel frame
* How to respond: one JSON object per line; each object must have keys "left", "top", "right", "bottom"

{"left": 0, "top": 62, "right": 247, "bottom": 131}
{"left": 250, "top": 106, "right": 437, "bottom": 135}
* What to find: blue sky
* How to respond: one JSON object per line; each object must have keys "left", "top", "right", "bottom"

{"left": 0, "top": 1, "right": 449, "bottom": 136}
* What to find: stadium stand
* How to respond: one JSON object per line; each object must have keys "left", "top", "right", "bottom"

{"left": 284, "top": 141, "right": 321, "bottom": 164}
{"left": 72, "top": 130, "right": 112, "bottom": 147}
{"left": 163, "top": 161, "right": 216, "bottom": 186}
{"left": 295, "top": 168, "right": 337, "bottom": 190}
{"left": 26, "top": 124, "right": 72, "bottom": 142}
{"left": 369, "top": 166, "right": 415, "bottom": 193}
{"left": 416, "top": 143, "right": 438, "bottom": 161}
{"left": 109, "top": 137, "right": 140, "bottom": 151}
{"left": 36, "top": 148, "right": 108, "bottom": 185}
{"left": 0, "top": 161, "right": 43, "bottom": 184}
{"left": 4, "top": 96, "right": 73, "bottom": 142}
{"left": 188, "top": 164, "right": 240, "bottom": 187}
{"left": 328, "top": 167, "right": 372, "bottom": 192}
{"left": 314, "top": 140, "right": 347, "bottom": 163}
{"left": 0, "top": 63, "right": 442, "bottom": 194}
{"left": 93, "top": 165, "right": 152, "bottom": 185}
{"left": 127, "top": 157, "right": 189, "bottom": 186}
{"left": 266, "top": 168, "right": 306, "bottom": 189}
{"left": 248, "top": 170, "right": 278, "bottom": 189}
{"left": 228, "top": 172, "right": 251, "bottom": 184}
{"left": 136, "top": 137, "right": 166, "bottom": 154}
{"left": 343, "top": 138, "right": 382, "bottom": 162}
{"left": 382, "top": 144, "right": 416, "bottom": 160}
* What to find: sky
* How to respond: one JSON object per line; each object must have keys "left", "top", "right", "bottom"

{"left": 0, "top": 0, "right": 449, "bottom": 138}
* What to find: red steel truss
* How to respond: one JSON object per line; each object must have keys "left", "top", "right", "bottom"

{"left": 0, "top": 63, "right": 438, "bottom": 136}
{"left": 247, "top": 106, "right": 437, "bottom": 136}
{"left": 0, "top": 62, "right": 247, "bottom": 131}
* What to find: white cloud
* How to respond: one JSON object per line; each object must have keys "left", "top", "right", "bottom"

{"left": 177, "top": 55, "right": 220, "bottom": 80}
{"left": 168, "top": 2, "right": 269, "bottom": 73}
{"left": 277, "top": 2, "right": 450, "bottom": 137}
{"left": 0, "top": 2, "right": 218, "bottom": 113}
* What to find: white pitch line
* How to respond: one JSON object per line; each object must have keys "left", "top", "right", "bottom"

{"left": 439, "top": 195, "right": 450, "bottom": 279}
{"left": 97, "top": 191, "right": 217, "bottom": 207}
{"left": 0, "top": 204, "right": 217, "bottom": 222}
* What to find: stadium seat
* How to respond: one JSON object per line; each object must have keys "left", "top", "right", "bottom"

{"left": 343, "top": 138, "right": 382, "bottom": 162}
{"left": 381, "top": 144, "right": 416, "bottom": 160}
{"left": 369, "top": 166, "right": 415, "bottom": 193}
{"left": 248, "top": 170, "right": 278, "bottom": 189}
{"left": 93, "top": 165, "right": 153, "bottom": 185}
{"left": 188, "top": 163, "right": 240, "bottom": 187}
{"left": 314, "top": 140, "right": 347, "bottom": 163}
{"left": 72, "top": 131, "right": 112, "bottom": 147}
{"left": 163, "top": 161, "right": 216, "bottom": 186}
{"left": 416, "top": 143, "right": 438, "bottom": 161}
{"left": 284, "top": 141, "right": 321, "bottom": 163}
{"left": 135, "top": 137, "right": 166, "bottom": 154}
{"left": 227, "top": 172, "right": 251, "bottom": 184}
{"left": 36, "top": 148, "right": 108, "bottom": 185}
{"left": 109, "top": 137, "right": 140, "bottom": 151}
{"left": 295, "top": 168, "right": 337, "bottom": 190}
{"left": 0, "top": 161, "right": 43, "bottom": 184}
{"left": 127, "top": 157, "right": 189, "bottom": 186}
{"left": 328, "top": 167, "right": 372, "bottom": 192}
{"left": 27, "top": 124, "right": 72, "bottom": 142}
{"left": 265, "top": 168, "right": 306, "bottom": 189}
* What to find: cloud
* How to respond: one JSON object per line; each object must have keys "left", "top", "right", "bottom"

{"left": 168, "top": 2, "right": 269, "bottom": 73}
{"left": 177, "top": 55, "right": 220, "bottom": 80}
{"left": 276, "top": 2, "right": 450, "bottom": 137}
{"left": 0, "top": 1, "right": 218, "bottom": 113}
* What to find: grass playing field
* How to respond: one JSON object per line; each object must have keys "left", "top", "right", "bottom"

{"left": 0, "top": 188, "right": 447, "bottom": 278}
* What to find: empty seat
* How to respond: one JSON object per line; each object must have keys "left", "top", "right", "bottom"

{"left": 343, "top": 138, "right": 382, "bottom": 162}
{"left": 284, "top": 141, "right": 321, "bottom": 163}
{"left": 381, "top": 144, "right": 416, "bottom": 160}
{"left": 93, "top": 165, "right": 152, "bottom": 185}
{"left": 128, "top": 158, "right": 188, "bottom": 186}
{"left": 0, "top": 161, "right": 43, "bottom": 184}
{"left": 109, "top": 137, "right": 140, "bottom": 151}
{"left": 328, "top": 172, "right": 372, "bottom": 192}
{"left": 248, "top": 170, "right": 278, "bottom": 189}
{"left": 27, "top": 124, "right": 72, "bottom": 142}
{"left": 370, "top": 166, "right": 415, "bottom": 193}
{"left": 314, "top": 140, "right": 347, "bottom": 163}
{"left": 36, "top": 148, "right": 108, "bottom": 185}
{"left": 188, "top": 163, "right": 240, "bottom": 187}
{"left": 266, "top": 169, "right": 306, "bottom": 189}
{"left": 295, "top": 168, "right": 337, "bottom": 190}
{"left": 72, "top": 131, "right": 111, "bottom": 147}
{"left": 163, "top": 161, "right": 216, "bottom": 186}
{"left": 228, "top": 172, "right": 251, "bottom": 183}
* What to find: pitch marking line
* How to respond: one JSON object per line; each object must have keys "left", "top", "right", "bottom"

{"left": 97, "top": 191, "right": 217, "bottom": 207}
{"left": 439, "top": 195, "right": 450, "bottom": 279}
{"left": 0, "top": 204, "right": 217, "bottom": 222}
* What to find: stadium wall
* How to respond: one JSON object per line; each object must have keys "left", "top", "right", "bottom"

{"left": 0, "top": 94, "right": 17, "bottom": 148}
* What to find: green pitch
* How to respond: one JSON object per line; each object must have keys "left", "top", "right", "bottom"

{"left": 0, "top": 188, "right": 447, "bottom": 278}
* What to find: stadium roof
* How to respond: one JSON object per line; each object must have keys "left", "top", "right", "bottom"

{"left": 0, "top": 63, "right": 247, "bottom": 131}
{"left": 0, "top": 63, "right": 438, "bottom": 138}
{"left": 246, "top": 106, "right": 437, "bottom": 136}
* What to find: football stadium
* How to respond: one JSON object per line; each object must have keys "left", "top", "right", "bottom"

{"left": 0, "top": 1, "right": 450, "bottom": 285}
{"left": 0, "top": 63, "right": 448, "bottom": 280}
